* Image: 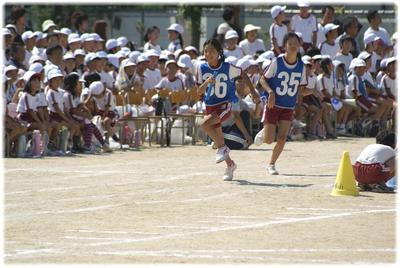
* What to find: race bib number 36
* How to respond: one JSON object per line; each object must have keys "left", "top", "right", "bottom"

{"left": 203, "top": 73, "right": 228, "bottom": 98}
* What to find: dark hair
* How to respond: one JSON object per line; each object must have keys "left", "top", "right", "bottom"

{"left": 84, "top": 73, "right": 101, "bottom": 88}
{"left": 177, "top": 33, "right": 184, "bottom": 48}
{"left": 203, "top": 38, "right": 225, "bottom": 64}
{"left": 222, "top": 7, "right": 234, "bottom": 22}
{"left": 23, "top": 76, "right": 39, "bottom": 94}
{"left": 306, "top": 47, "right": 321, "bottom": 58}
{"left": 11, "top": 6, "right": 26, "bottom": 22}
{"left": 376, "top": 130, "right": 396, "bottom": 148}
{"left": 93, "top": 20, "right": 108, "bottom": 41}
{"left": 74, "top": 13, "right": 89, "bottom": 30}
{"left": 322, "top": 6, "right": 334, "bottom": 15}
{"left": 320, "top": 57, "right": 332, "bottom": 75}
{"left": 343, "top": 16, "right": 362, "bottom": 32}
{"left": 367, "top": 10, "right": 379, "bottom": 23}
{"left": 46, "top": 44, "right": 62, "bottom": 57}
{"left": 144, "top": 26, "right": 160, "bottom": 42}
{"left": 10, "top": 42, "right": 24, "bottom": 54}
{"left": 339, "top": 34, "right": 353, "bottom": 47}
{"left": 283, "top": 32, "right": 301, "bottom": 46}
{"left": 63, "top": 73, "right": 80, "bottom": 98}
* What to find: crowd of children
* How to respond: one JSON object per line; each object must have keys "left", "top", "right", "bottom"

{"left": 2, "top": 4, "right": 397, "bottom": 180}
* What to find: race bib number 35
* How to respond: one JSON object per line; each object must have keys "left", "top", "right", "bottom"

{"left": 275, "top": 71, "right": 302, "bottom": 97}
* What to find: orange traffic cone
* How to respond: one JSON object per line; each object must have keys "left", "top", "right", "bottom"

{"left": 331, "top": 151, "right": 359, "bottom": 196}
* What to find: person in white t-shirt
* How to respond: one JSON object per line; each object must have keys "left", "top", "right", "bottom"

{"left": 290, "top": 2, "right": 318, "bottom": 52}
{"left": 380, "top": 57, "right": 397, "bottom": 128}
{"left": 239, "top": 24, "right": 266, "bottom": 57}
{"left": 143, "top": 26, "right": 162, "bottom": 54}
{"left": 143, "top": 49, "right": 162, "bottom": 90}
{"left": 224, "top": 30, "right": 245, "bottom": 59}
{"left": 316, "top": 6, "right": 335, "bottom": 48}
{"left": 269, "top": 5, "right": 288, "bottom": 56}
{"left": 319, "top": 23, "right": 340, "bottom": 59}
{"left": 353, "top": 130, "right": 396, "bottom": 192}
{"left": 364, "top": 10, "right": 393, "bottom": 55}
{"left": 334, "top": 35, "right": 353, "bottom": 72}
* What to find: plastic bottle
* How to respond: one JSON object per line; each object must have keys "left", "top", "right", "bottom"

{"left": 16, "top": 134, "right": 27, "bottom": 158}
{"left": 32, "top": 130, "right": 43, "bottom": 157}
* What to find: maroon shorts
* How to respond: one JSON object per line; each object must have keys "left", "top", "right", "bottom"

{"left": 303, "top": 95, "right": 322, "bottom": 109}
{"left": 356, "top": 95, "right": 375, "bottom": 113}
{"left": 262, "top": 105, "right": 294, "bottom": 125}
{"left": 205, "top": 102, "right": 232, "bottom": 127}
{"left": 49, "top": 112, "right": 66, "bottom": 123}
{"left": 97, "top": 110, "right": 117, "bottom": 120}
{"left": 17, "top": 113, "right": 35, "bottom": 124}
{"left": 353, "top": 161, "right": 392, "bottom": 184}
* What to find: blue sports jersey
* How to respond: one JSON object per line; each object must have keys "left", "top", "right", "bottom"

{"left": 199, "top": 61, "right": 239, "bottom": 105}
{"left": 266, "top": 55, "right": 304, "bottom": 109}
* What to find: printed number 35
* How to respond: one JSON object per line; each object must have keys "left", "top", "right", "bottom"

{"left": 276, "top": 72, "right": 302, "bottom": 97}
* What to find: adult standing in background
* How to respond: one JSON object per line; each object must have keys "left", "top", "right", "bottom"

{"left": 316, "top": 6, "right": 335, "bottom": 48}
{"left": 290, "top": 2, "right": 318, "bottom": 53}
{"left": 337, "top": 16, "right": 363, "bottom": 58}
{"left": 364, "top": 10, "right": 393, "bottom": 56}
{"left": 213, "top": 7, "right": 244, "bottom": 44}
{"left": 10, "top": 5, "right": 30, "bottom": 37}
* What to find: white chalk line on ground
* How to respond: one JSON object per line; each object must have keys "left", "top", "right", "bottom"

{"left": 64, "top": 229, "right": 161, "bottom": 235}
{"left": 85, "top": 208, "right": 395, "bottom": 246}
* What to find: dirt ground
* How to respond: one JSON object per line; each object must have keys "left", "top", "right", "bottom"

{"left": 3, "top": 137, "right": 396, "bottom": 265}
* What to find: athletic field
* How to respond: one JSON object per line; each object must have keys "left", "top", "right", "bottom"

{"left": 4, "top": 137, "right": 396, "bottom": 264}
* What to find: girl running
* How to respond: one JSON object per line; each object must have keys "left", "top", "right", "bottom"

{"left": 197, "top": 38, "right": 260, "bottom": 181}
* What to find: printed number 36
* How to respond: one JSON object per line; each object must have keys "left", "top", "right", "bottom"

{"left": 203, "top": 73, "right": 228, "bottom": 98}
{"left": 276, "top": 72, "right": 302, "bottom": 97}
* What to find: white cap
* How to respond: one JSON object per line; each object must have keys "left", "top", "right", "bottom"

{"left": 89, "top": 81, "right": 104, "bottom": 95}
{"left": 5, "top": 24, "right": 17, "bottom": 32}
{"left": 21, "top": 31, "right": 35, "bottom": 43}
{"left": 244, "top": 24, "right": 261, "bottom": 33}
{"left": 129, "top": 51, "right": 141, "bottom": 62}
{"left": 47, "top": 68, "right": 64, "bottom": 80}
{"left": 167, "top": 23, "right": 184, "bottom": 34}
{"left": 174, "top": 49, "right": 183, "bottom": 59}
{"left": 68, "top": 33, "right": 81, "bottom": 44}
{"left": 225, "top": 30, "right": 239, "bottom": 40}
{"left": 271, "top": 5, "right": 286, "bottom": 19}
{"left": 349, "top": 58, "right": 366, "bottom": 70}
{"left": 63, "top": 52, "right": 75, "bottom": 60}
{"left": 4, "top": 65, "right": 18, "bottom": 74}
{"left": 60, "top": 27, "right": 71, "bottom": 36}
{"left": 177, "top": 54, "right": 193, "bottom": 68}
{"left": 323, "top": 23, "right": 340, "bottom": 35}
{"left": 386, "top": 57, "right": 397, "bottom": 65}
{"left": 357, "top": 51, "right": 372, "bottom": 61}
{"left": 145, "top": 49, "right": 161, "bottom": 57}
{"left": 107, "top": 54, "right": 119, "bottom": 69}
{"left": 257, "top": 50, "right": 275, "bottom": 62}
{"left": 165, "top": 59, "right": 178, "bottom": 67}
{"left": 91, "top": 33, "right": 104, "bottom": 42}
{"left": 2, "top": 28, "right": 11, "bottom": 36}
{"left": 117, "top": 36, "right": 129, "bottom": 47}
{"left": 74, "top": 49, "right": 86, "bottom": 57}
{"left": 217, "top": 23, "right": 232, "bottom": 35}
{"left": 96, "top": 51, "right": 108, "bottom": 59}
{"left": 236, "top": 58, "right": 251, "bottom": 71}
{"left": 159, "top": 53, "right": 169, "bottom": 61}
{"left": 28, "top": 62, "right": 44, "bottom": 73}
{"left": 23, "top": 70, "right": 41, "bottom": 83}
{"left": 34, "top": 31, "right": 44, "bottom": 41}
{"left": 17, "top": 69, "right": 26, "bottom": 81}
{"left": 136, "top": 54, "right": 149, "bottom": 64}
{"left": 85, "top": 52, "right": 99, "bottom": 64}
{"left": 115, "top": 50, "right": 127, "bottom": 59}
{"left": 295, "top": 32, "right": 303, "bottom": 39}
{"left": 29, "top": 55, "right": 45, "bottom": 65}
{"left": 249, "top": 59, "right": 258, "bottom": 66}
{"left": 185, "top": 46, "right": 198, "bottom": 54}
{"left": 301, "top": 55, "right": 312, "bottom": 65}
{"left": 84, "top": 33, "right": 96, "bottom": 42}
{"left": 332, "top": 60, "right": 344, "bottom": 68}
{"left": 42, "top": 19, "right": 57, "bottom": 32}
{"left": 225, "top": 56, "right": 238, "bottom": 65}
{"left": 122, "top": 58, "right": 136, "bottom": 68}
{"left": 380, "top": 58, "right": 389, "bottom": 68}
{"left": 298, "top": 1, "right": 310, "bottom": 7}
{"left": 363, "top": 33, "right": 380, "bottom": 45}
{"left": 106, "top": 39, "right": 119, "bottom": 50}
{"left": 312, "top": 54, "right": 322, "bottom": 60}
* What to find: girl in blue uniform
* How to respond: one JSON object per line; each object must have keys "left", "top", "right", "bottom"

{"left": 259, "top": 32, "right": 311, "bottom": 175}
{"left": 197, "top": 39, "right": 260, "bottom": 181}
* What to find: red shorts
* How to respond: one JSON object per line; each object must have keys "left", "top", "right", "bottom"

{"left": 49, "top": 112, "right": 65, "bottom": 123}
{"left": 356, "top": 95, "right": 375, "bottom": 113}
{"left": 17, "top": 113, "right": 35, "bottom": 124}
{"left": 262, "top": 105, "right": 294, "bottom": 125}
{"left": 353, "top": 161, "right": 392, "bottom": 184}
{"left": 206, "top": 102, "right": 231, "bottom": 127}
{"left": 97, "top": 110, "right": 117, "bottom": 120}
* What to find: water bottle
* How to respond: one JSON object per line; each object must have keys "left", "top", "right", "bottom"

{"left": 16, "top": 134, "right": 27, "bottom": 158}
{"left": 123, "top": 124, "right": 133, "bottom": 144}
{"left": 32, "top": 130, "right": 43, "bottom": 157}
{"left": 59, "top": 127, "right": 69, "bottom": 152}
{"left": 134, "top": 130, "right": 141, "bottom": 148}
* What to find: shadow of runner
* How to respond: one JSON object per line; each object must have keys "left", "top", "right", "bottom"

{"left": 234, "top": 180, "right": 313, "bottom": 188}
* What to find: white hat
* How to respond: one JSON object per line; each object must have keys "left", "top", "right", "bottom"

{"left": 28, "top": 55, "right": 45, "bottom": 65}
{"left": 177, "top": 54, "right": 193, "bottom": 68}
{"left": 301, "top": 55, "right": 312, "bottom": 65}
{"left": 33, "top": 31, "right": 44, "bottom": 41}
{"left": 167, "top": 23, "right": 184, "bottom": 34}
{"left": 312, "top": 54, "right": 322, "bottom": 60}
{"left": 386, "top": 57, "right": 397, "bottom": 65}
{"left": 84, "top": 33, "right": 96, "bottom": 42}
{"left": 332, "top": 60, "right": 344, "bottom": 68}
{"left": 262, "top": 59, "right": 272, "bottom": 70}
{"left": 295, "top": 32, "right": 303, "bottom": 39}
{"left": 68, "top": 33, "right": 81, "bottom": 44}
{"left": 96, "top": 51, "right": 108, "bottom": 59}
{"left": 84, "top": 52, "right": 99, "bottom": 64}
{"left": 249, "top": 60, "right": 258, "bottom": 66}
{"left": 117, "top": 36, "right": 129, "bottom": 47}
{"left": 159, "top": 53, "right": 169, "bottom": 61}
{"left": 174, "top": 49, "right": 183, "bottom": 59}
{"left": 185, "top": 46, "right": 198, "bottom": 54}
{"left": 236, "top": 58, "right": 251, "bottom": 71}
{"left": 60, "top": 27, "right": 71, "bottom": 36}
{"left": 2, "top": 28, "right": 11, "bottom": 36}
{"left": 217, "top": 23, "right": 232, "bottom": 35}
{"left": 145, "top": 49, "right": 160, "bottom": 57}
{"left": 357, "top": 51, "right": 372, "bottom": 61}
{"left": 63, "top": 52, "right": 75, "bottom": 60}
{"left": 129, "top": 51, "right": 141, "bottom": 62}
{"left": 165, "top": 59, "right": 178, "bottom": 67}
{"left": 29, "top": 62, "right": 44, "bottom": 73}
{"left": 23, "top": 70, "right": 41, "bottom": 83}
{"left": 89, "top": 81, "right": 104, "bottom": 95}
{"left": 225, "top": 30, "right": 239, "bottom": 40}
{"left": 47, "top": 68, "right": 64, "bottom": 80}
{"left": 298, "top": 1, "right": 310, "bottom": 7}
{"left": 17, "top": 69, "right": 26, "bottom": 81}
{"left": 4, "top": 65, "right": 18, "bottom": 74}
{"left": 271, "top": 5, "right": 286, "bottom": 19}
{"left": 42, "top": 19, "right": 57, "bottom": 32}
{"left": 115, "top": 50, "right": 127, "bottom": 59}
{"left": 107, "top": 54, "right": 119, "bottom": 69}
{"left": 136, "top": 54, "right": 149, "bottom": 64}
{"left": 323, "top": 23, "right": 340, "bottom": 35}
{"left": 225, "top": 56, "right": 238, "bottom": 65}
{"left": 106, "top": 39, "right": 118, "bottom": 50}
{"left": 5, "top": 24, "right": 17, "bottom": 32}
{"left": 21, "top": 31, "right": 35, "bottom": 43}
{"left": 244, "top": 24, "right": 261, "bottom": 33}
{"left": 349, "top": 58, "right": 366, "bottom": 70}
{"left": 122, "top": 58, "right": 136, "bottom": 68}
{"left": 91, "top": 33, "right": 104, "bottom": 42}
{"left": 363, "top": 33, "right": 380, "bottom": 45}
{"left": 74, "top": 49, "right": 86, "bottom": 57}
{"left": 257, "top": 50, "right": 275, "bottom": 62}
{"left": 80, "top": 33, "right": 89, "bottom": 42}
{"left": 380, "top": 58, "right": 389, "bottom": 68}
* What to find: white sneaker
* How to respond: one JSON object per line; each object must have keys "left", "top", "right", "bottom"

{"left": 267, "top": 165, "right": 279, "bottom": 175}
{"left": 223, "top": 162, "right": 237, "bottom": 181}
{"left": 336, "top": 128, "right": 347, "bottom": 136}
{"left": 292, "top": 119, "right": 307, "bottom": 128}
{"left": 254, "top": 128, "right": 264, "bottom": 146}
{"left": 215, "top": 145, "right": 230, "bottom": 164}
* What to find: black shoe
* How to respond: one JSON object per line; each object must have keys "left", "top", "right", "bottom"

{"left": 358, "top": 183, "right": 372, "bottom": 191}
{"left": 371, "top": 182, "right": 395, "bottom": 193}
{"left": 112, "top": 134, "right": 120, "bottom": 142}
